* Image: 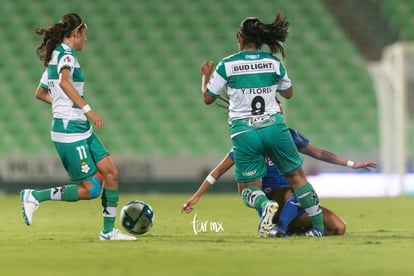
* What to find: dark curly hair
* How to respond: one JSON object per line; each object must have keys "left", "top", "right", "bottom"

{"left": 35, "top": 13, "right": 85, "bottom": 66}
{"left": 238, "top": 11, "right": 289, "bottom": 57}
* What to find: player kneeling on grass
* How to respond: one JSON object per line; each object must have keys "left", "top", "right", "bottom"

{"left": 182, "top": 128, "right": 377, "bottom": 237}
{"left": 20, "top": 13, "right": 135, "bottom": 241}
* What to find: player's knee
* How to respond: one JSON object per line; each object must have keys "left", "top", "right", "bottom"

{"left": 329, "top": 221, "right": 346, "bottom": 236}
{"left": 88, "top": 175, "right": 102, "bottom": 199}
{"left": 337, "top": 221, "right": 346, "bottom": 235}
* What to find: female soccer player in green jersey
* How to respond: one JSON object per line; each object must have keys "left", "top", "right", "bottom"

{"left": 20, "top": 13, "right": 135, "bottom": 241}
{"left": 200, "top": 11, "right": 325, "bottom": 237}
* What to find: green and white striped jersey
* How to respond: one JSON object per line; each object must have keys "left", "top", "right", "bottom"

{"left": 48, "top": 43, "right": 85, "bottom": 120}
{"left": 45, "top": 43, "right": 92, "bottom": 143}
{"left": 206, "top": 50, "right": 291, "bottom": 123}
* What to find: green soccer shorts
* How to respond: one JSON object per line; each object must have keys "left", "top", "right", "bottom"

{"left": 53, "top": 133, "right": 109, "bottom": 182}
{"left": 231, "top": 113, "right": 303, "bottom": 183}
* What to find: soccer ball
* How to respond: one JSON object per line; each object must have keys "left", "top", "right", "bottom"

{"left": 120, "top": 200, "right": 154, "bottom": 235}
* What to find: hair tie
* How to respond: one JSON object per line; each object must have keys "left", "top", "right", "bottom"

{"left": 58, "top": 21, "right": 66, "bottom": 29}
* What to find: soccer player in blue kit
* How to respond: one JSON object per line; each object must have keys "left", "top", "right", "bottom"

{"left": 182, "top": 128, "right": 377, "bottom": 237}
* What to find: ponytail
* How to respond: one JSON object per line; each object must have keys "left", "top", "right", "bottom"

{"left": 239, "top": 11, "right": 289, "bottom": 57}
{"left": 35, "top": 13, "right": 85, "bottom": 66}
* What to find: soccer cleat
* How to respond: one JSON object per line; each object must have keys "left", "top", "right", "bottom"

{"left": 100, "top": 228, "right": 137, "bottom": 241}
{"left": 269, "top": 225, "right": 289, "bottom": 238}
{"left": 258, "top": 200, "right": 279, "bottom": 237}
{"left": 21, "top": 189, "right": 40, "bottom": 226}
{"left": 304, "top": 227, "right": 324, "bottom": 237}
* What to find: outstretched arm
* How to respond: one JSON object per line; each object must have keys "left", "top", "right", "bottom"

{"left": 181, "top": 154, "right": 234, "bottom": 213}
{"left": 299, "top": 144, "right": 377, "bottom": 171}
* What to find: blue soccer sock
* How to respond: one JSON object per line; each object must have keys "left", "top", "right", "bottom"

{"left": 276, "top": 194, "right": 304, "bottom": 230}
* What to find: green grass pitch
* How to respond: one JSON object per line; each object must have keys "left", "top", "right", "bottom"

{"left": 2, "top": 193, "right": 414, "bottom": 275}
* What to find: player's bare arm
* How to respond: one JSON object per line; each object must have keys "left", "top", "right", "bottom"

{"left": 182, "top": 154, "right": 235, "bottom": 214}
{"left": 200, "top": 61, "right": 216, "bottom": 104}
{"left": 59, "top": 68, "right": 104, "bottom": 128}
{"left": 35, "top": 86, "right": 52, "bottom": 104}
{"left": 300, "top": 143, "right": 378, "bottom": 171}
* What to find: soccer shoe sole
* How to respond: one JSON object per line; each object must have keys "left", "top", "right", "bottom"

{"left": 21, "top": 189, "right": 32, "bottom": 226}
{"left": 21, "top": 189, "right": 38, "bottom": 226}
{"left": 258, "top": 201, "right": 279, "bottom": 237}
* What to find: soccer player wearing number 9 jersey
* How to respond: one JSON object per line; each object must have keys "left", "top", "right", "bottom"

{"left": 200, "top": 10, "right": 325, "bottom": 237}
